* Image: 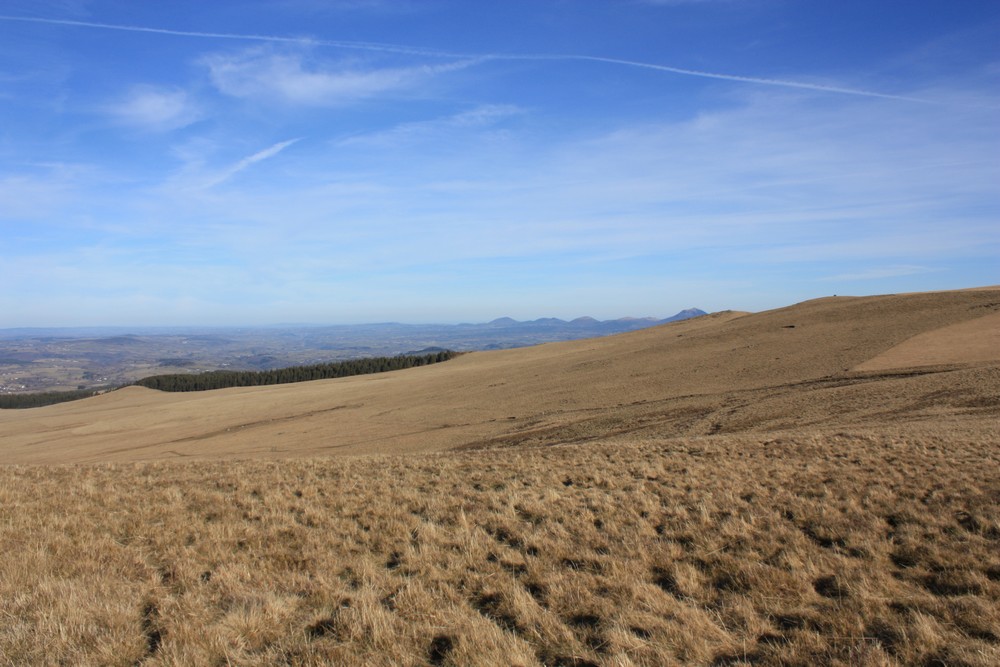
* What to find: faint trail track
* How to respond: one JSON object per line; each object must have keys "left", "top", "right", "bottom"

{"left": 162, "top": 403, "right": 364, "bottom": 445}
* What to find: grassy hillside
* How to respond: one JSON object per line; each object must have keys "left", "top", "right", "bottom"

{"left": 0, "top": 287, "right": 998, "bottom": 665}
{"left": 1, "top": 288, "right": 998, "bottom": 465}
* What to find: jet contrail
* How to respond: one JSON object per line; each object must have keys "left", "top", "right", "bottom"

{"left": 0, "top": 14, "right": 934, "bottom": 104}
{"left": 553, "top": 55, "right": 935, "bottom": 104}
{"left": 0, "top": 15, "right": 466, "bottom": 57}
{"left": 202, "top": 138, "right": 300, "bottom": 189}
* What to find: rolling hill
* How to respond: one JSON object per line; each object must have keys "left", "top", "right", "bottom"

{"left": 0, "top": 288, "right": 998, "bottom": 666}
{"left": 0, "top": 288, "right": 997, "bottom": 465}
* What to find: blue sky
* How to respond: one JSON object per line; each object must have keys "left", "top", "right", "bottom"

{"left": 1, "top": 0, "right": 997, "bottom": 326}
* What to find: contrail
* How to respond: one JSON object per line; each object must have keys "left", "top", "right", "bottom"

{"left": 550, "top": 55, "right": 934, "bottom": 104}
{"left": 0, "top": 15, "right": 466, "bottom": 57}
{"left": 0, "top": 14, "right": 934, "bottom": 104}
{"left": 202, "top": 138, "right": 300, "bottom": 189}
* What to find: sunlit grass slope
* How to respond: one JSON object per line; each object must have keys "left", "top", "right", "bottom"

{"left": 0, "top": 287, "right": 998, "bottom": 665}
{"left": 1, "top": 287, "right": 998, "bottom": 465}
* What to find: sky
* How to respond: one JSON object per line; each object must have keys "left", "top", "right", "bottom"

{"left": 1, "top": 0, "right": 998, "bottom": 327}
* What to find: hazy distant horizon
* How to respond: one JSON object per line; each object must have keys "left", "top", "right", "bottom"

{"left": 0, "top": 308, "right": 706, "bottom": 333}
{"left": 2, "top": 1, "right": 997, "bottom": 328}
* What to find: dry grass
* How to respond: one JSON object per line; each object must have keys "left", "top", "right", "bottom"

{"left": 2, "top": 422, "right": 998, "bottom": 666}
{"left": 2, "top": 288, "right": 999, "bottom": 665}
{"left": 2, "top": 288, "right": 999, "bottom": 465}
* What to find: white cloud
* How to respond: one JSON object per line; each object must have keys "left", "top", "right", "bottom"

{"left": 202, "top": 49, "right": 475, "bottom": 106}
{"left": 7, "top": 63, "right": 996, "bottom": 324}
{"left": 109, "top": 86, "right": 202, "bottom": 131}
{"left": 136, "top": 84, "right": 998, "bottom": 282}
{"left": 450, "top": 105, "right": 523, "bottom": 126}
{"left": 337, "top": 104, "right": 523, "bottom": 147}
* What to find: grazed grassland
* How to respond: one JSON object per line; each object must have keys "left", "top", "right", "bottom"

{"left": 3, "top": 288, "right": 999, "bottom": 665}
{"left": 3, "top": 288, "right": 998, "bottom": 466}
{"left": 2, "top": 422, "right": 997, "bottom": 666}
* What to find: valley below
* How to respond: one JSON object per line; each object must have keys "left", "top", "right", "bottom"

{"left": 0, "top": 311, "right": 703, "bottom": 395}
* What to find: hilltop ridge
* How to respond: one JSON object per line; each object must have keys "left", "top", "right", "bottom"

{"left": 1, "top": 288, "right": 999, "bottom": 667}
{"left": 1, "top": 288, "right": 997, "bottom": 465}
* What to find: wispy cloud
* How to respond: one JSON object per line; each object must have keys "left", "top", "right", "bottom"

{"left": 202, "top": 49, "right": 476, "bottom": 105}
{"left": 450, "top": 104, "right": 523, "bottom": 126}
{"left": 0, "top": 14, "right": 952, "bottom": 105}
{"left": 196, "top": 138, "right": 301, "bottom": 189}
{"left": 2, "top": 9, "right": 997, "bottom": 324}
{"left": 108, "top": 85, "right": 201, "bottom": 131}
{"left": 338, "top": 104, "right": 522, "bottom": 147}
{"left": 131, "top": 90, "right": 993, "bottom": 287}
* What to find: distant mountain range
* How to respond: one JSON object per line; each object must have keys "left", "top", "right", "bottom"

{"left": 414, "top": 308, "right": 708, "bottom": 350}
{"left": 0, "top": 309, "right": 708, "bottom": 340}
{"left": 481, "top": 308, "right": 706, "bottom": 334}
{"left": 282, "top": 308, "right": 710, "bottom": 353}
{"left": 0, "top": 308, "right": 708, "bottom": 392}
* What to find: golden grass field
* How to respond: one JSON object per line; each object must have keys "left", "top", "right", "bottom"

{"left": 1, "top": 288, "right": 998, "bottom": 665}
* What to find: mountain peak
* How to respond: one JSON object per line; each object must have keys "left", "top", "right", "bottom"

{"left": 665, "top": 308, "right": 707, "bottom": 322}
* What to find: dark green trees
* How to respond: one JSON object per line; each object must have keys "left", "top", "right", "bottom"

{"left": 135, "top": 351, "right": 457, "bottom": 392}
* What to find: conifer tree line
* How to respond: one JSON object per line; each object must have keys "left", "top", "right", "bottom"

{"left": 0, "top": 388, "right": 106, "bottom": 410}
{"left": 0, "top": 351, "right": 458, "bottom": 408}
{"left": 135, "top": 351, "right": 458, "bottom": 392}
